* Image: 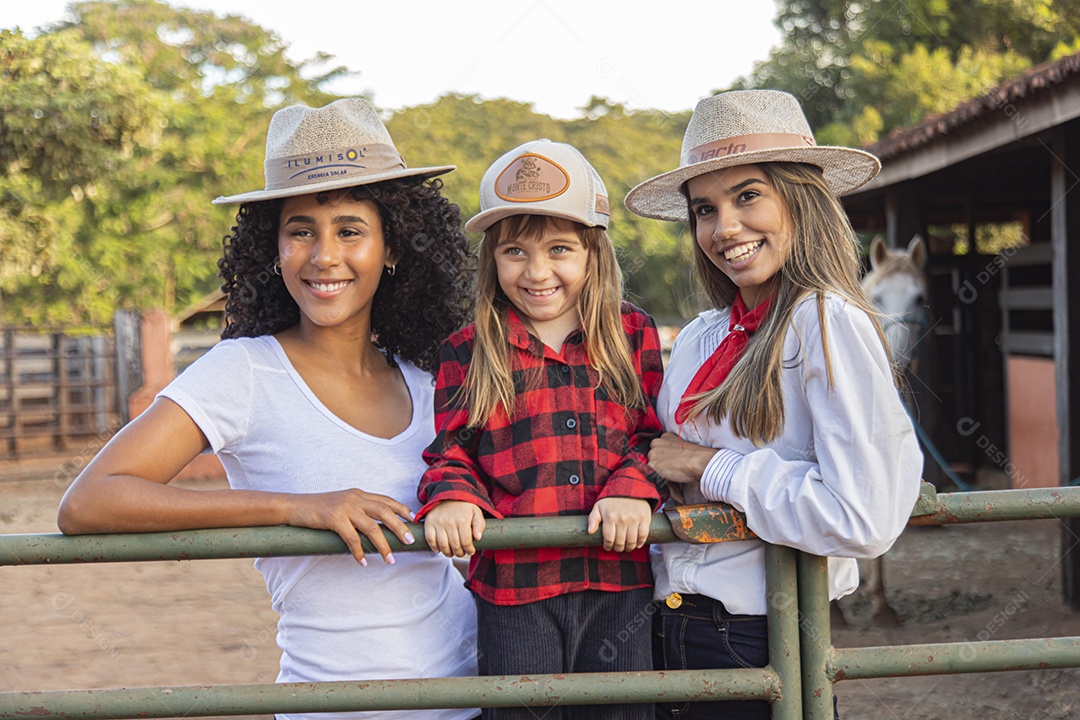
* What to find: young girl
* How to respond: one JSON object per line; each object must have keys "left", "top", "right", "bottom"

{"left": 624, "top": 90, "right": 923, "bottom": 720}
{"left": 416, "top": 140, "right": 666, "bottom": 720}
{"left": 58, "top": 98, "right": 479, "bottom": 720}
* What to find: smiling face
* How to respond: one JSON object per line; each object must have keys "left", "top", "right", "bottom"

{"left": 493, "top": 216, "right": 589, "bottom": 345}
{"left": 686, "top": 164, "right": 794, "bottom": 308}
{"left": 277, "top": 191, "right": 391, "bottom": 335}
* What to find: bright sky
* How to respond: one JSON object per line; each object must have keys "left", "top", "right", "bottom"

{"left": 2, "top": 0, "right": 782, "bottom": 119}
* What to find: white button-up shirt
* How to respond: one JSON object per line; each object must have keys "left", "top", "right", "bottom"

{"left": 652, "top": 293, "right": 923, "bottom": 615}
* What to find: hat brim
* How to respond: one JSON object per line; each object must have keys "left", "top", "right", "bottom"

{"left": 624, "top": 147, "right": 880, "bottom": 222}
{"left": 212, "top": 165, "right": 455, "bottom": 205}
{"left": 464, "top": 206, "right": 607, "bottom": 233}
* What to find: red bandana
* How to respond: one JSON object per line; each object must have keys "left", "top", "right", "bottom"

{"left": 675, "top": 292, "right": 774, "bottom": 425}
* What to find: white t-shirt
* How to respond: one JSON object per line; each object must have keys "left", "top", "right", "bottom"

{"left": 652, "top": 294, "right": 923, "bottom": 616}
{"left": 160, "top": 336, "right": 478, "bottom": 720}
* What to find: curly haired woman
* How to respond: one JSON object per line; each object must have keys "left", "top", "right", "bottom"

{"left": 58, "top": 99, "right": 479, "bottom": 720}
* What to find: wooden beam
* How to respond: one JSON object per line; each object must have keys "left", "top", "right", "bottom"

{"left": 1050, "top": 121, "right": 1080, "bottom": 609}
{"left": 1001, "top": 331, "right": 1055, "bottom": 357}
{"left": 884, "top": 182, "right": 921, "bottom": 248}
{"left": 998, "top": 287, "right": 1054, "bottom": 310}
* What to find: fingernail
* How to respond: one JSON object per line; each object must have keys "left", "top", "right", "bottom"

{"left": 386, "top": 553, "right": 396, "bottom": 565}
{"left": 404, "top": 532, "right": 416, "bottom": 545}
{"left": 360, "top": 558, "right": 368, "bottom": 567}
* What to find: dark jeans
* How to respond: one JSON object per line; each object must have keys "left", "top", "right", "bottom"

{"left": 476, "top": 588, "right": 654, "bottom": 720}
{"left": 653, "top": 595, "right": 840, "bottom": 720}
{"left": 652, "top": 595, "right": 771, "bottom": 720}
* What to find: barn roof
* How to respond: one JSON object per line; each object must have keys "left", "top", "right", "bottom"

{"left": 867, "top": 50, "right": 1080, "bottom": 160}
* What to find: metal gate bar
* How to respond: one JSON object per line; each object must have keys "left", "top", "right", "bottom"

{"left": 797, "top": 483, "right": 1080, "bottom": 719}
{"left": 796, "top": 552, "right": 833, "bottom": 719}
{"left": 1, "top": 512, "right": 712, "bottom": 567}
{"left": 830, "top": 637, "right": 1080, "bottom": 679}
{"left": 0, "top": 669, "right": 782, "bottom": 719}
{"left": 4, "top": 484, "right": 1080, "bottom": 719}
{"left": 909, "top": 486, "right": 1078, "bottom": 524}
{"left": 0, "top": 507, "right": 795, "bottom": 719}
{"left": 765, "top": 544, "right": 802, "bottom": 720}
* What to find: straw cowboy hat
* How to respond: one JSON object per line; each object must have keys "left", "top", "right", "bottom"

{"left": 624, "top": 89, "right": 880, "bottom": 222}
{"left": 213, "top": 98, "right": 454, "bottom": 204}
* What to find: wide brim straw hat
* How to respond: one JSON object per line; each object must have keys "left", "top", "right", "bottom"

{"left": 213, "top": 98, "right": 454, "bottom": 204}
{"left": 624, "top": 89, "right": 880, "bottom": 222}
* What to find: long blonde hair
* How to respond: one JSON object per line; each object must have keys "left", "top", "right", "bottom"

{"left": 683, "top": 162, "right": 894, "bottom": 444}
{"left": 464, "top": 215, "right": 644, "bottom": 427}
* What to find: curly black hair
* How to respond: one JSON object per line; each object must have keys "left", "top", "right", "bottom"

{"left": 218, "top": 178, "right": 474, "bottom": 373}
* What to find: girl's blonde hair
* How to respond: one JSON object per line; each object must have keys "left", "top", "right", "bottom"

{"left": 683, "top": 162, "right": 895, "bottom": 444}
{"left": 464, "top": 214, "right": 644, "bottom": 427}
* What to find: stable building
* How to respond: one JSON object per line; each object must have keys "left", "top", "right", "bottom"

{"left": 842, "top": 51, "right": 1080, "bottom": 607}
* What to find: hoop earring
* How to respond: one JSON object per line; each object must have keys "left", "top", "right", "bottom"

{"left": 386, "top": 264, "right": 396, "bottom": 276}
{"left": 272, "top": 259, "right": 281, "bottom": 276}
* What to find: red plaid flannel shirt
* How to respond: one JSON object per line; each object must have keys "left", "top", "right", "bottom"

{"left": 416, "top": 302, "right": 667, "bottom": 606}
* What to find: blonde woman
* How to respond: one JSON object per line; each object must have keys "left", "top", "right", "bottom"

{"left": 625, "top": 90, "right": 923, "bottom": 720}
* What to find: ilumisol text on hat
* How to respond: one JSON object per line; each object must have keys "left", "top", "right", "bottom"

{"left": 285, "top": 148, "right": 364, "bottom": 169}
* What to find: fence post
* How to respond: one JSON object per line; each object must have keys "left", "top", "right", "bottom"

{"left": 1050, "top": 124, "right": 1080, "bottom": 610}
{"left": 91, "top": 335, "right": 108, "bottom": 431}
{"left": 765, "top": 543, "right": 802, "bottom": 719}
{"left": 112, "top": 310, "right": 142, "bottom": 425}
{"left": 52, "top": 332, "right": 69, "bottom": 450}
{"left": 2, "top": 328, "right": 13, "bottom": 455}
{"left": 797, "top": 553, "right": 834, "bottom": 719}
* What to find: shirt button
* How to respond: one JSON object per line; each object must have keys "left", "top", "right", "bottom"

{"left": 568, "top": 474, "right": 581, "bottom": 485}
{"left": 565, "top": 417, "right": 577, "bottom": 429}
{"left": 561, "top": 365, "right": 570, "bottom": 374}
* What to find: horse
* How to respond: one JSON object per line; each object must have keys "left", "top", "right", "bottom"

{"left": 863, "top": 234, "right": 929, "bottom": 375}
{"left": 845, "top": 234, "right": 929, "bottom": 627}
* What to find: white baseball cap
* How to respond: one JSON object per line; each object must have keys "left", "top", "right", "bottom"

{"left": 464, "top": 139, "right": 610, "bottom": 232}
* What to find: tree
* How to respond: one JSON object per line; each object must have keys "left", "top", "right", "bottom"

{"left": 732, "top": 0, "right": 1080, "bottom": 143}
{"left": 0, "top": 27, "right": 167, "bottom": 323}
{"left": 3, "top": 1, "right": 702, "bottom": 324}
{"left": 0, "top": 0, "right": 344, "bottom": 324}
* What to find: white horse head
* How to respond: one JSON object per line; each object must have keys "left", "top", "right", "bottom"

{"left": 861, "top": 235, "right": 929, "bottom": 370}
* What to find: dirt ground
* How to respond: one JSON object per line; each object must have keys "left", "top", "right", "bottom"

{"left": 2, "top": 453, "right": 1079, "bottom": 719}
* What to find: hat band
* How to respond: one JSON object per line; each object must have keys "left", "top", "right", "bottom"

{"left": 682, "top": 133, "right": 816, "bottom": 166}
{"left": 265, "top": 143, "right": 406, "bottom": 190}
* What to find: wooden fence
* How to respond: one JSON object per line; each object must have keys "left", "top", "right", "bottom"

{"left": 0, "top": 326, "right": 123, "bottom": 458}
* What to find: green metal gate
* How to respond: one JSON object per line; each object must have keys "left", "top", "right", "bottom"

{"left": 1, "top": 482, "right": 1079, "bottom": 719}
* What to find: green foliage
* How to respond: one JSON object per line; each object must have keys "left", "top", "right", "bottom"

{"left": 0, "top": 0, "right": 342, "bottom": 325}
{"left": 932, "top": 221, "right": 1027, "bottom": 255}
{"left": 10, "top": 0, "right": 1071, "bottom": 326}
{"left": 60, "top": 0, "right": 346, "bottom": 104}
{"left": 0, "top": 27, "right": 168, "bottom": 323}
{"left": 0, "top": 2, "right": 698, "bottom": 325}
{"left": 733, "top": 0, "right": 1080, "bottom": 142}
